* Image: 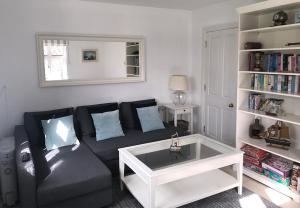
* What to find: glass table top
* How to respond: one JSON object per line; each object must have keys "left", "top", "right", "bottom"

{"left": 126, "top": 136, "right": 234, "bottom": 171}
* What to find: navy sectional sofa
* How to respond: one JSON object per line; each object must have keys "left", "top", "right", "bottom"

{"left": 15, "top": 99, "right": 186, "bottom": 208}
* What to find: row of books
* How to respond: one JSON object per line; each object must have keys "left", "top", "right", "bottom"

{"left": 248, "top": 53, "right": 300, "bottom": 72}
{"left": 251, "top": 74, "right": 300, "bottom": 94}
{"left": 248, "top": 94, "right": 263, "bottom": 110}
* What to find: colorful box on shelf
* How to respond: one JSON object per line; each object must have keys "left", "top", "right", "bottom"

{"left": 244, "top": 154, "right": 267, "bottom": 167}
{"left": 262, "top": 156, "right": 293, "bottom": 178}
{"left": 244, "top": 161, "right": 264, "bottom": 175}
{"left": 241, "top": 144, "right": 269, "bottom": 160}
{"left": 263, "top": 169, "right": 291, "bottom": 186}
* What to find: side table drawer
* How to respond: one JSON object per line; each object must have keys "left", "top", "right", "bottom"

{"left": 176, "top": 108, "right": 191, "bottom": 114}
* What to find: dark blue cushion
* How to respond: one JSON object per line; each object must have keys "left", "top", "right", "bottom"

{"left": 24, "top": 108, "right": 75, "bottom": 184}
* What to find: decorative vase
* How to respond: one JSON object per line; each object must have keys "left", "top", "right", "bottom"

{"left": 249, "top": 118, "right": 264, "bottom": 139}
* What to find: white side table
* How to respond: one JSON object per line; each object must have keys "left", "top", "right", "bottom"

{"left": 164, "top": 104, "right": 195, "bottom": 134}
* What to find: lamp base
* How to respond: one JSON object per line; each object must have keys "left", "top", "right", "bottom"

{"left": 172, "top": 91, "right": 186, "bottom": 105}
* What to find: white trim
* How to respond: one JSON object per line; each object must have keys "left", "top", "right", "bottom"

{"left": 36, "top": 33, "right": 146, "bottom": 87}
{"left": 237, "top": 0, "right": 300, "bottom": 14}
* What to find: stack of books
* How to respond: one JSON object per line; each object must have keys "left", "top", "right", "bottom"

{"left": 248, "top": 53, "right": 300, "bottom": 72}
{"left": 251, "top": 74, "right": 300, "bottom": 94}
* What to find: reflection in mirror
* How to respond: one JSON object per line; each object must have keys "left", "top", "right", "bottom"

{"left": 37, "top": 34, "right": 145, "bottom": 87}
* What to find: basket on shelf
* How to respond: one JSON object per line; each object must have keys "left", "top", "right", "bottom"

{"left": 259, "top": 121, "right": 291, "bottom": 149}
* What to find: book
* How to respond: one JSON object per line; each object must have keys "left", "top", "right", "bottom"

{"left": 274, "top": 75, "right": 278, "bottom": 91}
{"left": 254, "top": 74, "right": 258, "bottom": 89}
{"left": 295, "top": 76, "right": 299, "bottom": 94}
{"left": 264, "top": 75, "right": 268, "bottom": 91}
{"left": 288, "top": 56, "right": 292, "bottom": 72}
{"left": 277, "top": 75, "right": 282, "bottom": 92}
{"left": 288, "top": 76, "right": 292, "bottom": 93}
{"left": 278, "top": 53, "right": 282, "bottom": 72}
{"left": 283, "top": 54, "right": 289, "bottom": 71}
{"left": 292, "top": 54, "right": 297, "bottom": 72}
{"left": 297, "top": 55, "right": 300, "bottom": 72}
{"left": 282, "top": 75, "right": 288, "bottom": 92}
{"left": 292, "top": 76, "right": 296, "bottom": 93}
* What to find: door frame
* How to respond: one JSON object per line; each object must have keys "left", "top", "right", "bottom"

{"left": 201, "top": 22, "right": 238, "bottom": 136}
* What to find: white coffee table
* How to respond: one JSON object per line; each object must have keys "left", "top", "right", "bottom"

{"left": 119, "top": 134, "right": 244, "bottom": 208}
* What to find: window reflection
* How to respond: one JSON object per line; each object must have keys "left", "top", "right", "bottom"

{"left": 43, "top": 40, "right": 68, "bottom": 81}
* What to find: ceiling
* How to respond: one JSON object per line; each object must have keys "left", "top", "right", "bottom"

{"left": 82, "top": 0, "right": 233, "bottom": 10}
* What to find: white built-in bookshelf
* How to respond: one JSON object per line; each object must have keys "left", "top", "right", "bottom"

{"left": 237, "top": 0, "right": 300, "bottom": 202}
{"left": 126, "top": 42, "right": 140, "bottom": 77}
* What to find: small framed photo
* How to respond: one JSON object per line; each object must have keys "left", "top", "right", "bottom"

{"left": 82, "top": 49, "right": 97, "bottom": 62}
{"left": 295, "top": 10, "right": 300, "bottom": 23}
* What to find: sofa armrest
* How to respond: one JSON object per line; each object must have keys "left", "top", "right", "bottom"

{"left": 15, "top": 125, "right": 37, "bottom": 208}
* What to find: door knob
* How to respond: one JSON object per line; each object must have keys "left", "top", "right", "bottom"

{"left": 228, "top": 103, "right": 234, "bottom": 108}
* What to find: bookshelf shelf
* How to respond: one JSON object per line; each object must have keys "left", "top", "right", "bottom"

{"left": 240, "top": 23, "right": 300, "bottom": 33}
{"left": 126, "top": 44, "right": 139, "bottom": 48}
{"left": 239, "top": 87, "right": 300, "bottom": 98}
{"left": 239, "top": 107, "right": 300, "bottom": 126}
{"left": 240, "top": 47, "right": 300, "bottom": 52}
{"left": 127, "top": 65, "right": 140, "bottom": 67}
{"left": 243, "top": 168, "right": 300, "bottom": 202}
{"left": 240, "top": 137, "right": 300, "bottom": 163}
{"left": 239, "top": 71, "right": 300, "bottom": 76}
{"left": 237, "top": 1, "right": 300, "bottom": 202}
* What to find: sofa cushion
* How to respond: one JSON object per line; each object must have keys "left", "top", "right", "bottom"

{"left": 137, "top": 106, "right": 165, "bottom": 132}
{"left": 132, "top": 99, "right": 157, "bottom": 129}
{"left": 76, "top": 103, "right": 118, "bottom": 137}
{"left": 119, "top": 102, "right": 135, "bottom": 129}
{"left": 24, "top": 108, "right": 75, "bottom": 184}
{"left": 37, "top": 144, "right": 111, "bottom": 206}
{"left": 91, "top": 110, "right": 124, "bottom": 141}
{"left": 24, "top": 108, "right": 75, "bottom": 148}
{"left": 41, "top": 115, "right": 80, "bottom": 151}
{"left": 82, "top": 125, "right": 185, "bottom": 162}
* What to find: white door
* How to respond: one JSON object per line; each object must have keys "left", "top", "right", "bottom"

{"left": 204, "top": 27, "right": 238, "bottom": 147}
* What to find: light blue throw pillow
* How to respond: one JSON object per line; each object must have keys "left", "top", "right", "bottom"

{"left": 137, "top": 106, "right": 165, "bottom": 133}
{"left": 91, "top": 110, "right": 125, "bottom": 141}
{"left": 41, "top": 115, "right": 79, "bottom": 151}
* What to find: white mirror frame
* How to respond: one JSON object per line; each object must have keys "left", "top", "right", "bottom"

{"left": 36, "top": 33, "right": 146, "bottom": 87}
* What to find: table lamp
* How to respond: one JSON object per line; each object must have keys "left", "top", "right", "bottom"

{"left": 169, "top": 75, "right": 188, "bottom": 105}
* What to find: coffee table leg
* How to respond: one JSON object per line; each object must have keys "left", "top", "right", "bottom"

{"left": 148, "top": 182, "right": 155, "bottom": 208}
{"left": 119, "top": 159, "right": 125, "bottom": 190}
{"left": 237, "top": 160, "right": 243, "bottom": 195}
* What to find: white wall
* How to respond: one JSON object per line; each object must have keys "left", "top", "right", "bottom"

{"left": 190, "top": 0, "right": 258, "bottom": 132}
{"left": 67, "top": 41, "right": 127, "bottom": 80}
{"left": 0, "top": 0, "right": 192, "bottom": 137}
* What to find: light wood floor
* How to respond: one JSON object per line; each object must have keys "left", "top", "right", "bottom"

{"left": 243, "top": 175, "right": 299, "bottom": 208}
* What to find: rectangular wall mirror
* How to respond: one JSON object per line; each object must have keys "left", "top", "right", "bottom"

{"left": 36, "top": 33, "right": 145, "bottom": 87}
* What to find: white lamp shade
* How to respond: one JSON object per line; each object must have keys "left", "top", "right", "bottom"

{"left": 169, "top": 75, "right": 188, "bottom": 91}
